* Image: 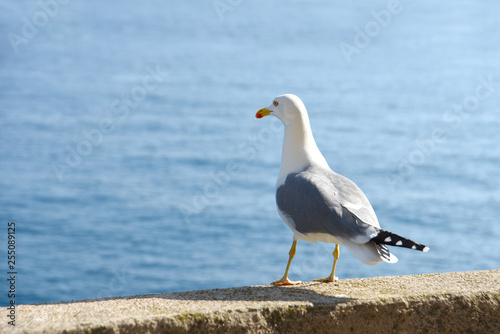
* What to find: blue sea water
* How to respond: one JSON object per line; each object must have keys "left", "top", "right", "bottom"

{"left": 1, "top": 0, "right": 499, "bottom": 305}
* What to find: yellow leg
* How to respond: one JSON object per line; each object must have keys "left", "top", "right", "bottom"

{"left": 271, "top": 240, "right": 302, "bottom": 286}
{"left": 314, "top": 244, "right": 340, "bottom": 283}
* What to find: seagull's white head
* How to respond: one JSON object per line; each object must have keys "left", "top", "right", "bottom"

{"left": 256, "top": 93, "right": 330, "bottom": 180}
{"left": 255, "top": 94, "right": 306, "bottom": 125}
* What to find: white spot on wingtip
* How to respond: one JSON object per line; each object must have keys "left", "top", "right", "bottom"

{"left": 384, "top": 237, "right": 392, "bottom": 242}
{"left": 423, "top": 246, "right": 430, "bottom": 252}
{"left": 396, "top": 240, "right": 403, "bottom": 246}
{"left": 411, "top": 245, "right": 417, "bottom": 250}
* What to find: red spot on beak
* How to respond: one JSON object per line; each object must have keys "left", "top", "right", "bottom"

{"left": 256, "top": 113, "right": 263, "bottom": 119}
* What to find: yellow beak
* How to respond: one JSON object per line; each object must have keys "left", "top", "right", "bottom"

{"left": 255, "top": 107, "right": 272, "bottom": 119}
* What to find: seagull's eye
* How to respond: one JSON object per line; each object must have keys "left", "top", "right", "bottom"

{"left": 273, "top": 101, "right": 279, "bottom": 107}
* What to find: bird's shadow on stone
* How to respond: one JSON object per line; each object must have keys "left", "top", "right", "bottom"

{"left": 49, "top": 282, "right": 356, "bottom": 307}
{"left": 156, "top": 283, "right": 356, "bottom": 306}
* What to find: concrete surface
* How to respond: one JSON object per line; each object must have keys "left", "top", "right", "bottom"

{"left": 2, "top": 270, "right": 499, "bottom": 333}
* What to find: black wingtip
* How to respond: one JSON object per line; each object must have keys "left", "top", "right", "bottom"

{"left": 371, "top": 229, "right": 429, "bottom": 252}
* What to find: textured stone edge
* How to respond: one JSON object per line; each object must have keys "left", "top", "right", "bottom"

{"left": 62, "top": 291, "right": 500, "bottom": 334}
{"left": 6, "top": 271, "right": 500, "bottom": 334}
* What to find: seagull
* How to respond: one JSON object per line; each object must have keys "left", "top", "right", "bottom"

{"left": 255, "top": 94, "right": 429, "bottom": 285}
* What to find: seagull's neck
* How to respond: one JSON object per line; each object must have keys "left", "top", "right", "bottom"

{"left": 277, "top": 114, "right": 329, "bottom": 186}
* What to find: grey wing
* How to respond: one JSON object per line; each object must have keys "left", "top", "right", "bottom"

{"left": 325, "top": 170, "right": 381, "bottom": 229}
{"left": 276, "top": 168, "right": 379, "bottom": 245}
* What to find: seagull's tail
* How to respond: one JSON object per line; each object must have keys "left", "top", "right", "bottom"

{"left": 370, "top": 229, "right": 430, "bottom": 252}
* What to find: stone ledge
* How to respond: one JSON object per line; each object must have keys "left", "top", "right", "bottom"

{"left": 3, "top": 270, "right": 499, "bottom": 333}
